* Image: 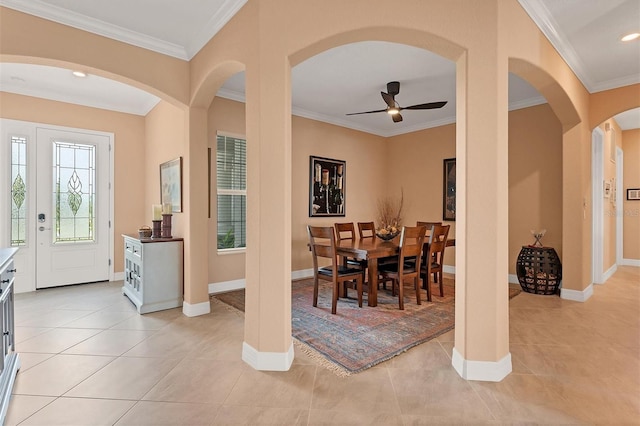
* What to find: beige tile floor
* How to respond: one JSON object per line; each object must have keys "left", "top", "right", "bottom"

{"left": 6, "top": 266, "right": 639, "bottom": 425}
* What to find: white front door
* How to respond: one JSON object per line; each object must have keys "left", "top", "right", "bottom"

{"left": 35, "top": 127, "right": 111, "bottom": 288}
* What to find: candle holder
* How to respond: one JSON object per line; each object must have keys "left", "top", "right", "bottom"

{"left": 151, "top": 220, "right": 162, "bottom": 239}
{"left": 161, "top": 214, "right": 173, "bottom": 238}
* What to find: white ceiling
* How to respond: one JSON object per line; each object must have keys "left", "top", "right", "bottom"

{"left": 0, "top": 0, "right": 638, "bottom": 135}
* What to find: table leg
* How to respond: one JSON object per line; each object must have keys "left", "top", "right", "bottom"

{"left": 368, "top": 257, "right": 378, "bottom": 307}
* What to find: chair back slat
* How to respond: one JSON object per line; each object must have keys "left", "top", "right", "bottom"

{"left": 334, "top": 222, "right": 356, "bottom": 242}
{"left": 357, "top": 221, "right": 376, "bottom": 239}
{"left": 398, "top": 225, "right": 427, "bottom": 267}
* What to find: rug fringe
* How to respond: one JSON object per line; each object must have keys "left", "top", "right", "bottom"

{"left": 293, "top": 339, "right": 351, "bottom": 377}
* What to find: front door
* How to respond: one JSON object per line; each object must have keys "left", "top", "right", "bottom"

{"left": 35, "top": 127, "right": 110, "bottom": 288}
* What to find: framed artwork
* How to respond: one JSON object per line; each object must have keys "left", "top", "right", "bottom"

{"left": 443, "top": 158, "right": 456, "bottom": 221}
{"left": 627, "top": 188, "right": 640, "bottom": 201}
{"left": 160, "top": 157, "right": 183, "bottom": 212}
{"left": 309, "top": 156, "right": 345, "bottom": 217}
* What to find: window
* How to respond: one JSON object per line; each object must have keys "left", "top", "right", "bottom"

{"left": 216, "top": 133, "right": 246, "bottom": 250}
{"left": 10, "top": 135, "right": 27, "bottom": 246}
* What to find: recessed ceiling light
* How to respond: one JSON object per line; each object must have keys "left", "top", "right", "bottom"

{"left": 72, "top": 71, "right": 87, "bottom": 78}
{"left": 621, "top": 32, "right": 640, "bottom": 42}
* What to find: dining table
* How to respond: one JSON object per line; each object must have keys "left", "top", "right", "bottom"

{"left": 336, "top": 237, "right": 455, "bottom": 306}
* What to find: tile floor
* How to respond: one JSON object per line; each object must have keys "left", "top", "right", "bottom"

{"left": 5, "top": 266, "right": 639, "bottom": 425}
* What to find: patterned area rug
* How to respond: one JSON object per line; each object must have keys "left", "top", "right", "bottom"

{"left": 214, "top": 278, "right": 520, "bottom": 375}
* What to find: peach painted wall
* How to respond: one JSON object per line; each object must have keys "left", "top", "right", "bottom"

{"left": 622, "top": 128, "right": 640, "bottom": 261}
{"left": 144, "top": 101, "right": 187, "bottom": 239}
{"left": 601, "top": 120, "right": 622, "bottom": 272}
{"left": 508, "top": 104, "right": 563, "bottom": 273}
{"left": 291, "top": 116, "right": 387, "bottom": 272}
{"left": 208, "top": 98, "right": 563, "bottom": 279}
{"left": 207, "top": 96, "right": 246, "bottom": 284}
{"left": 0, "top": 92, "right": 146, "bottom": 273}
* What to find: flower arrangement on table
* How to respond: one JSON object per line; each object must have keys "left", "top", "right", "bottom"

{"left": 376, "top": 189, "right": 404, "bottom": 241}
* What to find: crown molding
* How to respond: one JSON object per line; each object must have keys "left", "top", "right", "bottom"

{"left": 517, "top": 0, "right": 594, "bottom": 92}
{"left": 0, "top": 0, "right": 189, "bottom": 60}
{"left": 185, "top": 0, "right": 248, "bottom": 59}
{"left": 508, "top": 95, "right": 547, "bottom": 111}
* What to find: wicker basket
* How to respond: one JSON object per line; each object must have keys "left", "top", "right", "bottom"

{"left": 138, "top": 226, "right": 152, "bottom": 239}
{"left": 516, "top": 246, "right": 562, "bottom": 295}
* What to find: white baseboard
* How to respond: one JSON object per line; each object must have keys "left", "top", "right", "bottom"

{"left": 113, "top": 272, "right": 124, "bottom": 282}
{"left": 242, "top": 341, "right": 294, "bottom": 371}
{"left": 209, "top": 279, "right": 246, "bottom": 294}
{"left": 292, "top": 268, "right": 314, "bottom": 280}
{"left": 451, "top": 348, "right": 512, "bottom": 382}
{"left": 182, "top": 300, "right": 211, "bottom": 317}
{"left": 560, "top": 284, "right": 593, "bottom": 302}
{"left": 443, "top": 265, "right": 455, "bottom": 275}
{"left": 622, "top": 258, "right": 640, "bottom": 267}
{"left": 508, "top": 274, "right": 519, "bottom": 284}
{"left": 602, "top": 264, "right": 618, "bottom": 283}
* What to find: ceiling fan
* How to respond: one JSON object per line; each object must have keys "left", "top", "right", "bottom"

{"left": 346, "top": 81, "right": 447, "bottom": 123}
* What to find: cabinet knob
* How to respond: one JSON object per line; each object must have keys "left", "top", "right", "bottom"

{"left": 2, "top": 331, "right": 8, "bottom": 336}
{"left": 7, "top": 269, "right": 16, "bottom": 273}
{"left": 0, "top": 279, "right": 9, "bottom": 284}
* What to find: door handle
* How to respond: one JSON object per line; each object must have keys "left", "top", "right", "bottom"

{"left": 38, "top": 226, "right": 51, "bottom": 231}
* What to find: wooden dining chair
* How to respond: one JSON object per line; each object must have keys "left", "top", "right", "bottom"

{"left": 357, "top": 221, "right": 376, "bottom": 239}
{"left": 334, "top": 222, "right": 366, "bottom": 295}
{"left": 416, "top": 221, "right": 442, "bottom": 281}
{"left": 307, "top": 225, "right": 363, "bottom": 314}
{"left": 378, "top": 225, "right": 427, "bottom": 310}
{"left": 419, "top": 224, "right": 450, "bottom": 301}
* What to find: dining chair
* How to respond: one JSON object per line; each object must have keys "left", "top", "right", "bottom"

{"left": 419, "top": 224, "right": 450, "bottom": 301}
{"left": 334, "top": 222, "right": 366, "bottom": 295}
{"left": 307, "top": 225, "right": 363, "bottom": 314}
{"left": 416, "top": 221, "right": 442, "bottom": 280}
{"left": 357, "top": 221, "right": 376, "bottom": 239}
{"left": 378, "top": 225, "right": 427, "bottom": 310}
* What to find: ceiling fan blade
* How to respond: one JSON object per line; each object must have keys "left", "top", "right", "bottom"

{"left": 345, "top": 108, "right": 388, "bottom": 115}
{"left": 392, "top": 113, "right": 403, "bottom": 123}
{"left": 400, "top": 101, "right": 447, "bottom": 110}
{"left": 381, "top": 91, "right": 395, "bottom": 108}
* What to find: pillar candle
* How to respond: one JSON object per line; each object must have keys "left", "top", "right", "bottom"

{"left": 152, "top": 204, "right": 162, "bottom": 220}
{"left": 162, "top": 202, "right": 172, "bottom": 214}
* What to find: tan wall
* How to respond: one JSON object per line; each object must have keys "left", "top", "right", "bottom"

{"left": 622, "top": 128, "right": 640, "bottom": 261}
{"left": 0, "top": 92, "right": 145, "bottom": 273}
{"left": 601, "top": 120, "right": 621, "bottom": 272}
{"left": 144, "top": 101, "right": 187, "bottom": 238}
{"left": 207, "top": 97, "right": 247, "bottom": 284}
{"left": 208, "top": 98, "right": 563, "bottom": 280}
{"left": 386, "top": 123, "right": 457, "bottom": 267}
{"left": 508, "top": 104, "right": 563, "bottom": 273}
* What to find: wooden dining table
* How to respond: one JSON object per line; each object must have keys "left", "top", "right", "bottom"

{"left": 336, "top": 237, "right": 455, "bottom": 306}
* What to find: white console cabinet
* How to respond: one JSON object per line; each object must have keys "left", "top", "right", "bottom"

{"left": 122, "top": 235, "right": 183, "bottom": 314}
{"left": 0, "top": 248, "right": 19, "bottom": 425}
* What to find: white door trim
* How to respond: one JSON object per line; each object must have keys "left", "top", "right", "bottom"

{"left": 1, "top": 119, "right": 114, "bottom": 292}
{"left": 591, "top": 127, "right": 604, "bottom": 285}
{"left": 616, "top": 147, "right": 623, "bottom": 267}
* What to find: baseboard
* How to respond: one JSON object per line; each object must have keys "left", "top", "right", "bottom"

{"left": 292, "top": 268, "right": 314, "bottom": 280}
{"left": 113, "top": 271, "right": 124, "bottom": 282}
{"left": 242, "top": 341, "right": 294, "bottom": 371}
{"left": 560, "top": 284, "right": 593, "bottom": 302}
{"left": 451, "top": 348, "right": 512, "bottom": 382}
{"left": 182, "top": 300, "right": 211, "bottom": 317}
{"left": 602, "top": 264, "right": 618, "bottom": 283}
{"left": 622, "top": 258, "right": 640, "bottom": 267}
{"left": 209, "top": 279, "right": 246, "bottom": 294}
{"left": 508, "top": 274, "right": 519, "bottom": 284}
{"left": 443, "top": 265, "right": 455, "bottom": 275}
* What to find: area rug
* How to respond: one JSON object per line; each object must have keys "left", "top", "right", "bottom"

{"left": 214, "top": 278, "right": 520, "bottom": 375}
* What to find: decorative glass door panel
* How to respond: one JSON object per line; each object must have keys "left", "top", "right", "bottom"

{"left": 53, "top": 141, "right": 96, "bottom": 244}
{"left": 36, "top": 127, "right": 110, "bottom": 289}
{"left": 10, "top": 136, "right": 27, "bottom": 247}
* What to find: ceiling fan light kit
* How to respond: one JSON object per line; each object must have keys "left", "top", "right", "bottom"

{"left": 346, "top": 81, "right": 447, "bottom": 123}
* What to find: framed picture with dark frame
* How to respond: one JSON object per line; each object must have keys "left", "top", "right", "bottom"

{"left": 443, "top": 158, "right": 456, "bottom": 221}
{"left": 160, "top": 157, "right": 183, "bottom": 213}
{"left": 309, "top": 156, "right": 346, "bottom": 217}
